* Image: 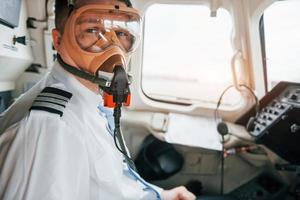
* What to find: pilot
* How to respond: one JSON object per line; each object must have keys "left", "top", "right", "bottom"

{"left": 0, "top": 0, "right": 195, "bottom": 199}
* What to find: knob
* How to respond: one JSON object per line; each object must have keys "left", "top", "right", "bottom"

{"left": 268, "top": 116, "right": 273, "bottom": 121}
{"left": 13, "top": 35, "right": 27, "bottom": 45}
{"left": 290, "top": 94, "right": 298, "bottom": 101}
{"left": 279, "top": 105, "right": 285, "bottom": 109}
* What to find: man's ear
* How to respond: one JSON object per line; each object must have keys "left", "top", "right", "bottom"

{"left": 52, "top": 28, "right": 62, "bottom": 51}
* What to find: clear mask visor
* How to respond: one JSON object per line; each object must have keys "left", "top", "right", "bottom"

{"left": 75, "top": 9, "right": 141, "bottom": 53}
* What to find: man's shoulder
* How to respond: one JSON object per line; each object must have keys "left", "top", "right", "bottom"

{"left": 29, "top": 86, "right": 73, "bottom": 117}
{"left": 18, "top": 86, "right": 75, "bottom": 136}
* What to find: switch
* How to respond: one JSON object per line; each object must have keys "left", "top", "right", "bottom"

{"left": 290, "top": 94, "right": 298, "bottom": 101}
{"left": 268, "top": 116, "right": 273, "bottom": 121}
{"left": 279, "top": 105, "right": 285, "bottom": 109}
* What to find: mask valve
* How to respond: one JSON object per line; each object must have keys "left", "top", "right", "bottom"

{"left": 101, "top": 66, "right": 131, "bottom": 108}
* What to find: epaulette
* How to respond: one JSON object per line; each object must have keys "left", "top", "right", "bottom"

{"left": 30, "top": 87, "right": 73, "bottom": 117}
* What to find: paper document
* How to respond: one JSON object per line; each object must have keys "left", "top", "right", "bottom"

{"left": 165, "top": 113, "right": 222, "bottom": 151}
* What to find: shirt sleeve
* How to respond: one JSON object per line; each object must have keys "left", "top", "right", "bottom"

{"left": 0, "top": 112, "right": 90, "bottom": 200}
{"left": 148, "top": 183, "right": 164, "bottom": 200}
{"left": 150, "top": 183, "right": 164, "bottom": 195}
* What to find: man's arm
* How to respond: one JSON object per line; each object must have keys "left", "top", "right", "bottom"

{"left": 0, "top": 112, "right": 89, "bottom": 200}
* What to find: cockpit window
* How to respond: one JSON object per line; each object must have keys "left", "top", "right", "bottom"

{"left": 142, "top": 4, "right": 241, "bottom": 107}
{"left": 263, "top": 0, "right": 300, "bottom": 91}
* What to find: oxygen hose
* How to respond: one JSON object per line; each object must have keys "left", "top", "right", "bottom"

{"left": 106, "top": 66, "right": 137, "bottom": 171}
{"left": 113, "top": 102, "right": 137, "bottom": 171}
{"left": 109, "top": 67, "right": 162, "bottom": 199}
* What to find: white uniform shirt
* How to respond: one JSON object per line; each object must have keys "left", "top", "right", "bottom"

{"left": 0, "top": 62, "right": 162, "bottom": 200}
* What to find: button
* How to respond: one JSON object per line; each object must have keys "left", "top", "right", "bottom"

{"left": 279, "top": 105, "right": 285, "bottom": 109}
{"left": 290, "top": 94, "right": 298, "bottom": 101}
{"left": 268, "top": 116, "right": 273, "bottom": 121}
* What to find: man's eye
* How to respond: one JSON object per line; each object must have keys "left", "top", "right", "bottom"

{"left": 116, "top": 31, "right": 128, "bottom": 37}
{"left": 86, "top": 28, "right": 98, "bottom": 33}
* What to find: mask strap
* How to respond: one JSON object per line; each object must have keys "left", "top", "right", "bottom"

{"left": 123, "top": 0, "right": 133, "bottom": 7}
{"left": 67, "top": 0, "right": 75, "bottom": 16}
{"left": 57, "top": 54, "right": 110, "bottom": 88}
{"left": 67, "top": 0, "right": 132, "bottom": 8}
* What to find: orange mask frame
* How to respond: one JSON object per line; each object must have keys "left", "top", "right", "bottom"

{"left": 63, "top": 3, "right": 142, "bottom": 75}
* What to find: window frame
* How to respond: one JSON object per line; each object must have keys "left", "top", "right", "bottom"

{"left": 259, "top": 0, "right": 300, "bottom": 92}
{"left": 141, "top": 2, "right": 242, "bottom": 109}
{"left": 259, "top": 15, "right": 269, "bottom": 93}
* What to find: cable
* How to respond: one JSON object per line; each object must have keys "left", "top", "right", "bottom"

{"left": 113, "top": 103, "right": 137, "bottom": 171}
{"left": 240, "top": 84, "right": 260, "bottom": 117}
{"left": 127, "top": 166, "right": 161, "bottom": 200}
{"left": 113, "top": 104, "right": 161, "bottom": 199}
{"left": 214, "top": 85, "right": 235, "bottom": 123}
{"left": 214, "top": 84, "right": 260, "bottom": 122}
{"left": 220, "top": 135, "right": 225, "bottom": 195}
{"left": 214, "top": 85, "right": 234, "bottom": 195}
{"left": 95, "top": 62, "right": 159, "bottom": 198}
{"left": 214, "top": 84, "right": 259, "bottom": 195}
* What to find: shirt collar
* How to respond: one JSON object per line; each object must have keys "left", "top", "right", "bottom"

{"left": 50, "top": 61, "right": 103, "bottom": 108}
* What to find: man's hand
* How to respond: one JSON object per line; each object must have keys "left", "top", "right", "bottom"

{"left": 161, "top": 186, "right": 196, "bottom": 200}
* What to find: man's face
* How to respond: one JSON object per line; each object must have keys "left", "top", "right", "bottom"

{"left": 53, "top": 0, "right": 141, "bottom": 75}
